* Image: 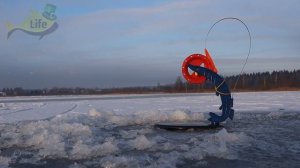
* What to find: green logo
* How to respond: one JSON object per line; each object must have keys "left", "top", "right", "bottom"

{"left": 7, "top": 4, "right": 59, "bottom": 39}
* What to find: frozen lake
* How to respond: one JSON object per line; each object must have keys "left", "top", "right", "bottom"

{"left": 0, "top": 91, "right": 299, "bottom": 167}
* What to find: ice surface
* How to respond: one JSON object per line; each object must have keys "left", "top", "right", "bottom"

{"left": 0, "top": 156, "right": 11, "bottom": 167}
{"left": 1, "top": 91, "right": 299, "bottom": 124}
{"left": 0, "top": 91, "right": 299, "bottom": 167}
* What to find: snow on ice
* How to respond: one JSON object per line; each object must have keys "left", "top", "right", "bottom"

{"left": 0, "top": 91, "right": 299, "bottom": 167}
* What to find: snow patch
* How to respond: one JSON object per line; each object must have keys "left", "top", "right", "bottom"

{"left": 0, "top": 103, "right": 5, "bottom": 108}
{"left": 151, "top": 151, "right": 181, "bottom": 168}
{"left": 0, "top": 120, "right": 92, "bottom": 159}
{"left": 267, "top": 111, "right": 284, "bottom": 119}
{"left": 68, "top": 162, "right": 87, "bottom": 168}
{"left": 184, "top": 147, "right": 204, "bottom": 160}
{"left": 100, "top": 156, "right": 138, "bottom": 168}
{"left": 169, "top": 110, "right": 189, "bottom": 121}
{"left": 70, "top": 140, "right": 119, "bottom": 159}
{"left": 129, "top": 135, "right": 152, "bottom": 150}
{"left": 0, "top": 156, "right": 10, "bottom": 167}
{"left": 70, "top": 140, "right": 92, "bottom": 159}
{"left": 202, "top": 128, "right": 247, "bottom": 159}
{"left": 93, "top": 141, "right": 119, "bottom": 156}
{"left": 88, "top": 108, "right": 101, "bottom": 117}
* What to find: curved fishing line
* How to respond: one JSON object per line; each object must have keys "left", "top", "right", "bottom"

{"left": 204, "top": 17, "right": 252, "bottom": 91}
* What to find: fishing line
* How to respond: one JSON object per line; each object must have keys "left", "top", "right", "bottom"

{"left": 204, "top": 17, "right": 252, "bottom": 92}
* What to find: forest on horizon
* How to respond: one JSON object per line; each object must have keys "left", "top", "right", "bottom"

{"left": 1, "top": 69, "right": 299, "bottom": 96}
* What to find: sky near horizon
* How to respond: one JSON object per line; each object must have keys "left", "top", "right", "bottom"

{"left": 0, "top": 0, "right": 299, "bottom": 89}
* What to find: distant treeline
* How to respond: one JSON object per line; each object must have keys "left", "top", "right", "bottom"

{"left": 176, "top": 69, "right": 300, "bottom": 92}
{"left": 0, "top": 69, "right": 299, "bottom": 96}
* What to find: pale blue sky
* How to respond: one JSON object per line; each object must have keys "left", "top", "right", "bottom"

{"left": 0, "top": 0, "right": 299, "bottom": 89}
